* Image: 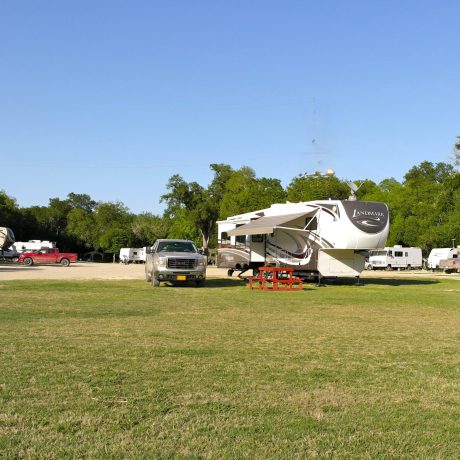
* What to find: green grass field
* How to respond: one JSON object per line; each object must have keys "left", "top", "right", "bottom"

{"left": 1, "top": 277, "right": 460, "bottom": 459}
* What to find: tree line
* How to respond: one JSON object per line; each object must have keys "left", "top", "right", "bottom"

{"left": 1, "top": 156, "right": 459, "bottom": 257}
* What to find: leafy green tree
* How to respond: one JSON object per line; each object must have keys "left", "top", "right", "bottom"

{"left": 219, "top": 168, "right": 286, "bottom": 218}
{"left": 162, "top": 174, "right": 218, "bottom": 250}
{"left": 66, "top": 207, "right": 96, "bottom": 250}
{"left": 286, "top": 174, "right": 349, "bottom": 202}
{"left": 67, "top": 193, "right": 97, "bottom": 212}
{"left": 131, "top": 213, "right": 169, "bottom": 246}
{"left": 93, "top": 202, "right": 134, "bottom": 252}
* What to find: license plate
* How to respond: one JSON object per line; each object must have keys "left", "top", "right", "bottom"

{"left": 176, "top": 275, "right": 186, "bottom": 281}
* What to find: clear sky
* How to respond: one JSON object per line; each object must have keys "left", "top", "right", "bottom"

{"left": 1, "top": 0, "right": 459, "bottom": 214}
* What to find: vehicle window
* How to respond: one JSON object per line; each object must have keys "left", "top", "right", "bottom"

{"left": 395, "top": 251, "right": 403, "bottom": 257}
{"left": 235, "top": 235, "right": 246, "bottom": 246}
{"left": 305, "top": 216, "right": 318, "bottom": 231}
{"left": 388, "top": 251, "right": 392, "bottom": 257}
{"left": 157, "top": 241, "right": 197, "bottom": 253}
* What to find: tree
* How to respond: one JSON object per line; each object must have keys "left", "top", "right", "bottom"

{"left": 131, "top": 213, "right": 169, "bottom": 245}
{"left": 219, "top": 168, "right": 286, "bottom": 218}
{"left": 286, "top": 174, "right": 349, "bottom": 202}
{"left": 66, "top": 207, "right": 96, "bottom": 249}
{"left": 161, "top": 174, "right": 218, "bottom": 250}
{"left": 67, "top": 193, "right": 96, "bottom": 212}
{"left": 93, "top": 202, "right": 134, "bottom": 252}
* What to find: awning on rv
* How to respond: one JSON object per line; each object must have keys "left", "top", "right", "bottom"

{"left": 227, "top": 211, "right": 311, "bottom": 236}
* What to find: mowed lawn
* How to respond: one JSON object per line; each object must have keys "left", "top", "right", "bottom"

{"left": 1, "top": 277, "right": 460, "bottom": 459}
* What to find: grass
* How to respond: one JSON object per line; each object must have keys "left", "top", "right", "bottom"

{"left": 1, "top": 277, "right": 460, "bottom": 458}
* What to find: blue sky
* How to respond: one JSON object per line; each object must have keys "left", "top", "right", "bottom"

{"left": 1, "top": 0, "right": 459, "bottom": 214}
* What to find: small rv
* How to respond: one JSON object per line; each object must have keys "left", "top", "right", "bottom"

{"left": 217, "top": 199, "right": 390, "bottom": 279}
{"left": 119, "top": 247, "right": 147, "bottom": 264}
{"left": 428, "top": 247, "right": 459, "bottom": 270}
{"left": 367, "top": 246, "right": 422, "bottom": 270}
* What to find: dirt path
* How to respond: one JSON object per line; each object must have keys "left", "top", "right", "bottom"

{"left": 0, "top": 262, "right": 230, "bottom": 281}
{"left": 0, "top": 262, "right": 459, "bottom": 281}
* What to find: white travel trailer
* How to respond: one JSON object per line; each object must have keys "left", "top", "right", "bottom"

{"left": 12, "top": 240, "right": 55, "bottom": 254}
{"left": 119, "top": 247, "right": 147, "bottom": 264}
{"left": 217, "top": 200, "right": 389, "bottom": 279}
{"left": 427, "top": 247, "right": 459, "bottom": 270}
{"left": 368, "top": 246, "right": 422, "bottom": 270}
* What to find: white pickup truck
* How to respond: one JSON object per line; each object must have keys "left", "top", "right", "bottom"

{"left": 145, "top": 239, "right": 207, "bottom": 287}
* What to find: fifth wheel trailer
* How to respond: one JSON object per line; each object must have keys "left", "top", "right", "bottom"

{"left": 217, "top": 200, "right": 389, "bottom": 279}
{"left": 0, "top": 227, "right": 16, "bottom": 261}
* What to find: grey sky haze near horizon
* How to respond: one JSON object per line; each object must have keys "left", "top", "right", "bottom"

{"left": 1, "top": 0, "right": 459, "bottom": 214}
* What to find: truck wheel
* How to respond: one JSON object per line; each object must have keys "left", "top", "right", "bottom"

{"left": 24, "top": 257, "right": 33, "bottom": 267}
{"left": 151, "top": 277, "right": 160, "bottom": 287}
{"left": 227, "top": 269, "right": 234, "bottom": 277}
{"left": 60, "top": 258, "right": 70, "bottom": 267}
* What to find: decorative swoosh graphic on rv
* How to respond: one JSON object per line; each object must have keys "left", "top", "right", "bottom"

{"left": 355, "top": 218, "right": 382, "bottom": 227}
{"left": 266, "top": 242, "right": 310, "bottom": 259}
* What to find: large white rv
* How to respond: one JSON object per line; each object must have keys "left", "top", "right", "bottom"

{"left": 217, "top": 200, "right": 389, "bottom": 279}
{"left": 367, "top": 246, "right": 422, "bottom": 270}
{"left": 428, "top": 247, "right": 459, "bottom": 270}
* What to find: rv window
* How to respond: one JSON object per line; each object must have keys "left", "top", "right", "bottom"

{"left": 453, "top": 254, "right": 458, "bottom": 258}
{"left": 388, "top": 251, "right": 392, "bottom": 257}
{"left": 405, "top": 252, "right": 408, "bottom": 257}
{"left": 236, "top": 235, "right": 246, "bottom": 246}
{"left": 395, "top": 251, "right": 403, "bottom": 257}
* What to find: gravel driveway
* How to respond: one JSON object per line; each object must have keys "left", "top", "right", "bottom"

{"left": 1, "top": 262, "right": 459, "bottom": 281}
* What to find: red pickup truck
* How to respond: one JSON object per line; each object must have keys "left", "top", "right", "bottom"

{"left": 18, "top": 248, "right": 78, "bottom": 267}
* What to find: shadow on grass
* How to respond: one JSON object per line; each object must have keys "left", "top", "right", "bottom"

{"left": 323, "top": 277, "right": 440, "bottom": 287}
{"left": 160, "top": 278, "right": 245, "bottom": 289}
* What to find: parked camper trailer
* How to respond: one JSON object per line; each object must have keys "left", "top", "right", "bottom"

{"left": 0, "top": 227, "right": 16, "bottom": 261}
{"left": 12, "top": 240, "right": 55, "bottom": 254}
{"left": 367, "top": 246, "right": 422, "bottom": 270}
{"left": 427, "top": 248, "right": 459, "bottom": 270}
{"left": 119, "top": 247, "right": 147, "bottom": 264}
{"left": 217, "top": 200, "right": 389, "bottom": 279}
